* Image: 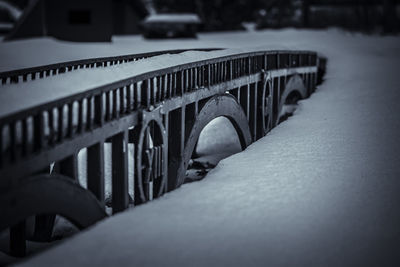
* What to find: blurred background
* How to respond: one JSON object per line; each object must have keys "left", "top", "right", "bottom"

{"left": 0, "top": 0, "right": 399, "bottom": 41}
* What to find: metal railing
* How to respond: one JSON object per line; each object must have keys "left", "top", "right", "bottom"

{"left": 0, "top": 48, "right": 220, "bottom": 85}
{"left": 0, "top": 49, "right": 322, "bottom": 257}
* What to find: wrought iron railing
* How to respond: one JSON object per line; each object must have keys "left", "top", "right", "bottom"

{"left": 0, "top": 49, "right": 323, "bottom": 257}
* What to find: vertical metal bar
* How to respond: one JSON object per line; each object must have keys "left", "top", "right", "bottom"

{"left": 172, "top": 73, "right": 176, "bottom": 96}
{"left": 246, "top": 84, "right": 250, "bottom": 121}
{"left": 256, "top": 81, "right": 265, "bottom": 140}
{"left": 168, "top": 74, "right": 172, "bottom": 98}
{"left": 87, "top": 96, "right": 94, "bottom": 130}
{"left": 150, "top": 78, "right": 156, "bottom": 105}
{"left": 87, "top": 141, "right": 105, "bottom": 206}
{"left": 252, "top": 82, "right": 258, "bottom": 139}
{"left": 161, "top": 75, "right": 165, "bottom": 100}
{"left": 10, "top": 221, "right": 26, "bottom": 257}
{"left": 21, "top": 118, "right": 28, "bottom": 156}
{"left": 207, "top": 64, "right": 211, "bottom": 86}
{"left": 94, "top": 93, "right": 104, "bottom": 126}
{"left": 33, "top": 215, "right": 55, "bottom": 242}
{"left": 112, "top": 130, "right": 129, "bottom": 214}
{"left": 135, "top": 82, "right": 141, "bottom": 108}
{"left": 34, "top": 112, "right": 45, "bottom": 151}
{"left": 106, "top": 91, "right": 112, "bottom": 121}
{"left": 77, "top": 99, "right": 84, "bottom": 134}
{"left": 199, "top": 66, "right": 203, "bottom": 87}
{"left": 9, "top": 121, "right": 16, "bottom": 162}
{"left": 247, "top": 83, "right": 256, "bottom": 140}
{"left": 59, "top": 154, "right": 78, "bottom": 181}
{"left": 113, "top": 89, "right": 120, "bottom": 119}
{"left": 142, "top": 79, "right": 151, "bottom": 107}
{"left": 180, "top": 71, "right": 184, "bottom": 95}
{"left": 127, "top": 84, "right": 133, "bottom": 112}
{"left": 67, "top": 103, "right": 74, "bottom": 138}
{"left": 0, "top": 124, "right": 3, "bottom": 167}
{"left": 194, "top": 68, "right": 198, "bottom": 89}
{"left": 167, "top": 108, "right": 184, "bottom": 191}
{"left": 184, "top": 69, "right": 189, "bottom": 92}
{"left": 120, "top": 86, "right": 127, "bottom": 114}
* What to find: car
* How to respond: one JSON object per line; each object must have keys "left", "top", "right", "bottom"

{"left": 141, "top": 13, "right": 201, "bottom": 38}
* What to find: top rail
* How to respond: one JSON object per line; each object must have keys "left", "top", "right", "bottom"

{"left": 0, "top": 49, "right": 320, "bottom": 179}
{"left": 0, "top": 49, "right": 318, "bottom": 124}
{"left": 0, "top": 48, "right": 221, "bottom": 85}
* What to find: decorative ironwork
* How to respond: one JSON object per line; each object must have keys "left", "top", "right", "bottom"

{"left": 0, "top": 49, "right": 324, "bottom": 257}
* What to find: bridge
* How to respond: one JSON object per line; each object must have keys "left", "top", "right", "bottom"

{"left": 0, "top": 48, "right": 324, "bottom": 257}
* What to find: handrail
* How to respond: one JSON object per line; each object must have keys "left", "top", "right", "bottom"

{"left": 0, "top": 50, "right": 317, "bottom": 124}
{"left": 0, "top": 48, "right": 221, "bottom": 85}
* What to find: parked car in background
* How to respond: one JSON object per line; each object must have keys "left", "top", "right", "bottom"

{"left": 0, "top": 0, "right": 21, "bottom": 34}
{"left": 141, "top": 13, "right": 201, "bottom": 38}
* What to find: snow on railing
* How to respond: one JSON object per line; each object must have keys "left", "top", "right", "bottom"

{"left": 0, "top": 49, "right": 322, "bottom": 258}
{"left": 0, "top": 48, "right": 220, "bottom": 86}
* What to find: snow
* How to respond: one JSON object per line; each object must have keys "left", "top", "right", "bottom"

{"left": 0, "top": 29, "right": 316, "bottom": 72}
{"left": 2, "top": 29, "right": 400, "bottom": 266}
{"left": 143, "top": 13, "right": 201, "bottom": 24}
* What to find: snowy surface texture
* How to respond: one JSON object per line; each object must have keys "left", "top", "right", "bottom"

{"left": 5, "top": 29, "right": 400, "bottom": 266}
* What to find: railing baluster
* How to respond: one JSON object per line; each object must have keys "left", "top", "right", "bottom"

{"left": 87, "top": 96, "right": 94, "bottom": 130}
{"left": 48, "top": 109, "right": 55, "bottom": 146}
{"left": 106, "top": 91, "right": 112, "bottom": 121}
{"left": 94, "top": 93, "right": 104, "bottom": 126}
{"left": 127, "top": 84, "right": 134, "bottom": 111}
{"left": 167, "top": 73, "right": 172, "bottom": 98}
{"left": 112, "top": 130, "right": 129, "bottom": 214}
{"left": 121, "top": 86, "right": 127, "bottom": 114}
{"left": 142, "top": 79, "right": 151, "bottom": 107}
{"left": 135, "top": 82, "right": 141, "bottom": 108}
{"left": 21, "top": 118, "right": 28, "bottom": 156}
{"left": 59, "top": 153, "right": 78, "bottom": 181}
{"left": 10, "top": 221, "right": 26, "bottom": 257}
{"left": 33, "top": 112, "right": 45, "bottom": 151}
{"left": 9, "top": 121, "right": 17, "bottom": 162}
{"left": 113, "top": 89, "right": 120, "bottom": 119}
{"left": 87, "top": 141, "right": 105, "bottom": 206}
{"left": 151, "top": 78, "right": 156, "bottom": 105}
{"left": 58, "top": 106, "right": 65, "bottom": 143}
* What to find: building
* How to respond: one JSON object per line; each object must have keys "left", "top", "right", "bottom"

{"left": 5, "top": 0, "right": 149, "bottom": 42}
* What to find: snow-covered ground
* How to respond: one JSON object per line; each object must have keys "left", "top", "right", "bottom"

{"left": 1, "top": 29, "right": 400, "bottom": 266}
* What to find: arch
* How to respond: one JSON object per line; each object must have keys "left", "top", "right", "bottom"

{"left": 0, "top": 174, "right": 107, "bottom": 231}
{"left": 278, "top": 74, "right": 307, "bottom": 115}
{"left": 173, "top": 94, "right": 252, "bottom": 188}
{"left": 276, "top": 74, "right": 308, "bottom": 124}
{"left": 133, "top": 117, "right": 168, "bottom": 204}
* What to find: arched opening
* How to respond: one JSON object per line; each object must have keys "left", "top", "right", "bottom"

{"left": 170, "top": 94, "right": 252, "bottom": 189}
{"left": 0, "top": 214, "right": 79, "bottom": 263}
{"left": 0, "top": 174, "right": 107, "bottom": 258}
{"left": 186, "top": 116, "right": 242, "bottom": 182}
{"left": 279, "top": 90, "right": 302, "bottom": 124}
